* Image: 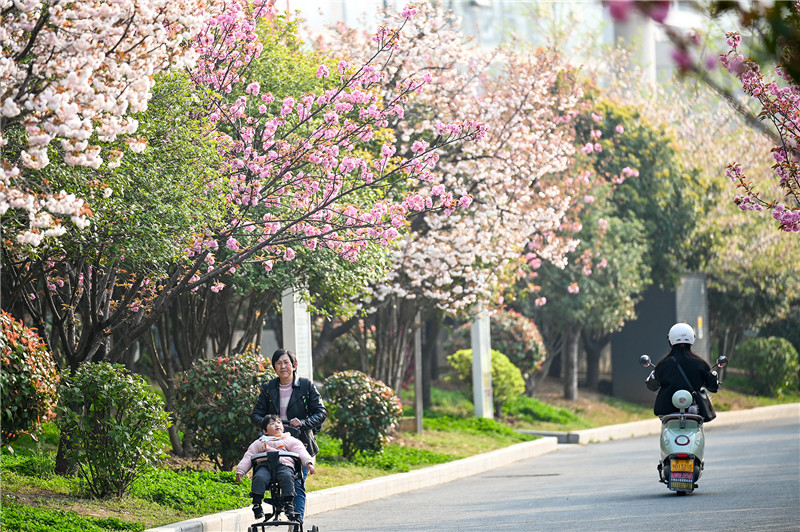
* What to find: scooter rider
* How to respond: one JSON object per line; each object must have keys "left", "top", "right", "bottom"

{"left": 646, "top": 323, "right": 719, "bottom": 416}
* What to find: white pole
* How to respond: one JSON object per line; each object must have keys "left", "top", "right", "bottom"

{"left": 470, "top": 311, "right": 493, "bottom": 419}
{"left": 281, "top": 287, "right": 314, "bottom": 381}
{"left": 414, "top": 311, "right": 423, "bottom": 434}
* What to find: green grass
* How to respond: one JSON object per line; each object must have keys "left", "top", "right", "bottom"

{"left": 0, "top": 498, "right": 145, "bottom": 532}
{"left": 502, "top": 395, "right": 588, "bottom": 427}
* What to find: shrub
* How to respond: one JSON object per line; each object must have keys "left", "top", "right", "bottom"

{"left": 0, "top": 311, "right": 60, "bottom": 445}
{"left": 56, "top": 362, "right": 171, "bottom": 498}
{"left": 447, "top": 349, "right": 526, "bottom": 417}
{"left": 323, "top": 370, "right": 402, "bottom": 459}
{"left": 445, "top": 309, "right": 546, "bottom": 395}
{"left": 174, "top": 351, "right": 273, "bottom": 471}
{"left": 732, "top": 337, "right": 799, "bottom": 396}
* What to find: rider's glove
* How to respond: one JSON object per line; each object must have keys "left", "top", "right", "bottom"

{"left": 645, "top": 370, "right": 660, "bottom": 391}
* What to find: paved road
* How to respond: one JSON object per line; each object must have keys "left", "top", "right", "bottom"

{"left": 306, "top": 416, "right": 799, "bottom": 531}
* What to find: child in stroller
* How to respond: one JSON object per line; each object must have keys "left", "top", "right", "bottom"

{"left": 236, "top": 415, "right": 316, "bottom": 528}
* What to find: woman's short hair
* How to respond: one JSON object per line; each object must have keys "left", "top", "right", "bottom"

{"left": 271, "top": 348, "right": 297, "bottom": 369}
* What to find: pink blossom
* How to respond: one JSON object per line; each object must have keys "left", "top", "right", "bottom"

{"left": 226, "top": 236, "right": 239, "bottom": 251}
{"left": 622, "top": 167, "right": 639, "bottom": 177}
{"left": 401, "top": 5, "right": 418, "bottom": 19}
{"left": 381, "top": 144, "right": 396, "bottom": 159}
{"left": 324, "top": 112, "right": 339, "bottom": 125}
{"left": 646, "top": 1, "right": 670, "bottom": 23}
{"left": 535, "top": 297, "right": 547, "bottom": 307}
{"left": 411, "top": 140, "right": 428, "bottom": 154}
{"left": 671, "top": 48, "right": 693, "bottom": 72}
{"left": 615, "top": 124, "right": 624, "bottom": 134}
{"left": 607, "top": 0, "right": 634, "bottom": 22}
{"left": 210, "top": 282, "right": 225, "bottom": 293}
{"left": 598, "top": 218, "right": 609, "bottom": 231}
{"left": 568, "top": 282, "right": 580, "bottom": 294}
{"left": 457, "top": 195, "right": 473, "bottom": 208}
{"left": 581, "top": 142, "right": 594, "bottom": 154}
{"left": 245, "top": 82, "right": 260, "bottom": 95}
{"left": 284, "top": 248, "right": 296, "bottom": 261}
{"left": 598, "top": 259, "right": 608, "bottom": 268}
{"left": 316, "top": 64, "right": 330, "bottom": 78}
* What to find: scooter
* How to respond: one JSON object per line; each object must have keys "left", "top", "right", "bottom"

{"left": 638, "top": 354, "right": 728, "bottom": 495}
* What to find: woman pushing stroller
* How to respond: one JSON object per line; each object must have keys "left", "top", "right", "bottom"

{"left": 251, "top": 348, "right": 326, "bottom": 524}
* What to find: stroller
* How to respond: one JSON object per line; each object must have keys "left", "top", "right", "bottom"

{"left": 247, "top": 450, "right": 319, "bottom": 532}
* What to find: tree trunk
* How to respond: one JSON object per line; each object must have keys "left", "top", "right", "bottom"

{"left": 313, "top": 316, "right": 358, "bottom": 369}
{"left": 371, "top": 296, "right": 418, "bottom": 391}
{"left": 563, "top": 328, "right": 579, "bottom": 401}
{"left": 524, "top": 372, "right": 536, "bottom": 397}
{"left": 582, "top": 330, "right": 611, "bottom": 392}
{"left": 421, "top": 317, "right": 439, "bottom": 410}
{"left": 54, "top": 432, "right": 75, "bottom": 476}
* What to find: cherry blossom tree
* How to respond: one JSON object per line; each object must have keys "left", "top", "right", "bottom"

{"left": 313, "top": 4, "right": 608, "bottom": 391}
{"left": 2, "top": 2, "right": 485, "bottom": 376}
{"left": 1, "top": 0, "right": 222, "bottom": 246}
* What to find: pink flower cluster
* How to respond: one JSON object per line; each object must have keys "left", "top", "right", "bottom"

{"left": 182, "top": 1, "right": 490, "bottom": 274}
{"left": 721, "top": 36, "right": 800, "bottom": 232}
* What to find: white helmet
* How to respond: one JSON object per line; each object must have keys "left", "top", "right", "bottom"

{"left": 668, "top": 323, "right": 695, "bottom": 345}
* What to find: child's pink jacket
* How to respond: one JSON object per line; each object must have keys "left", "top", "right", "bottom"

{"left": 236, "top": 434, "right": 313, "bottom": 476}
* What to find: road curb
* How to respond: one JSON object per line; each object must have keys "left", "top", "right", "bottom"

{"left": 146, "top": 403, "right": 798, "bottom": 532}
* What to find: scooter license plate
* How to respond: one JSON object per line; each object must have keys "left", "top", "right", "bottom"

{"left": 671, "top": 459, "right": 693, "bottom": 472}
{"left": 669, "top": 459, "right": 694, "bottom": 490}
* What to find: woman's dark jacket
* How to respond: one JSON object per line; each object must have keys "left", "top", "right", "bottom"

{"left": 653, "top": 351, "right": 718, "bottom": 416}
{"left": 250, "top": 375, "right": 326, "bottom": 456}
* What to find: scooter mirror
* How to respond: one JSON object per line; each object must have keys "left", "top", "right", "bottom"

{"left": 716, "top": 355, "right": 728, "bottom": 369}
{"left": 639, "top": 355, "right": 652, "bottom": 367}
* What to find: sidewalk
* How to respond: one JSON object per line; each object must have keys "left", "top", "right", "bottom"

{"left": 146, "top": 403, "right": 799, "bottom": 532}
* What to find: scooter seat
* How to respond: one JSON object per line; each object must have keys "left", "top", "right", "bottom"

{"left": 660, "top": 413, "right": 704, "bottom": 424}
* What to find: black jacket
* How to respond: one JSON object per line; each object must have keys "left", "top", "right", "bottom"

{"left": 653, "top": 351, "right": 718, "bottom": 416}
{"left": 251, "top": 375, "right": 326, "bottom": 456}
